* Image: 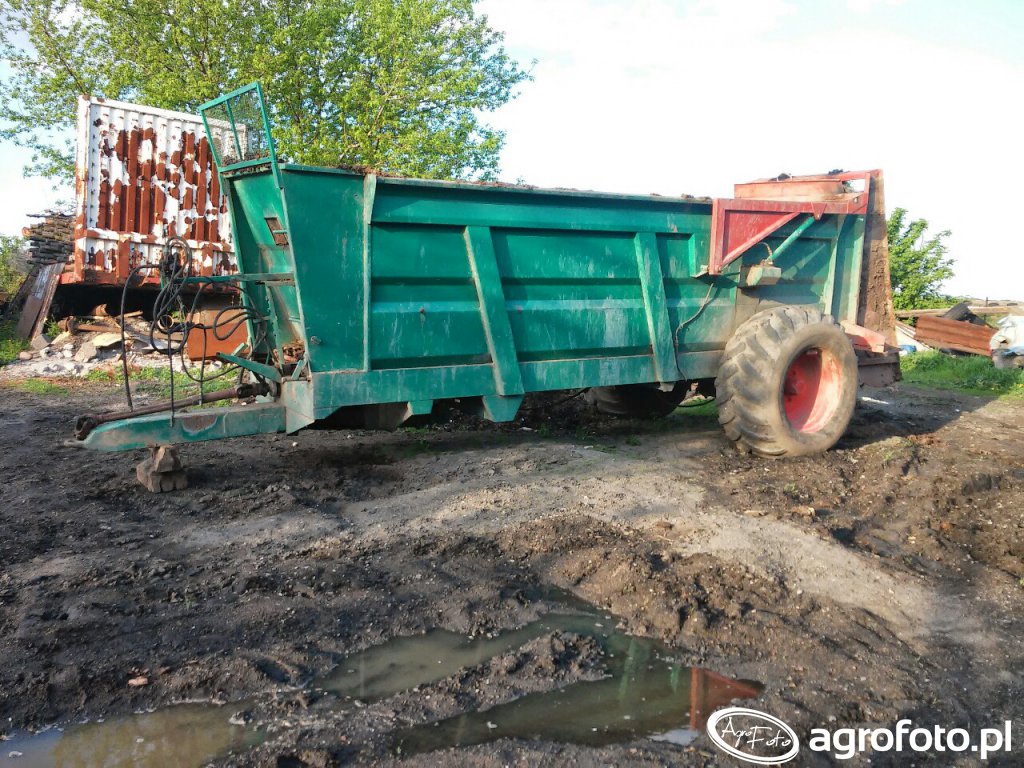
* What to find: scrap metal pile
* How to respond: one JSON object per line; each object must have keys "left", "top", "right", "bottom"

{"left": 4, "top": 240, "right": 252, "bottom": 382}
{"left": 3, "top": 212, "right": 75, "bottom": 339}
{"left": 895, "top": 301, "right": 1024, "bottom": 367}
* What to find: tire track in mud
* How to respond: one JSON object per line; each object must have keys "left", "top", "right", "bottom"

{"left": 337, "top": 438, "right": 999, "bottom": 654}
{"left": 2, "top": 386, "right": 1023, "bottom": 765}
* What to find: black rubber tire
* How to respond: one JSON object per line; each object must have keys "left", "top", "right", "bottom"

{"left": 716, "top": 306, "right": 858, "bottom": 457}
{"left": 585, "top": 383, "right": 686, "bottom": 418}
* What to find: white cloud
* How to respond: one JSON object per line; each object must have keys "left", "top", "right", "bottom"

{"left": 0, "top": 149, "right": 70, "bottom": 235}
{"left": 481, "top": 0, "right": 1024, "bottom": 299}
{"left": 846, "top": 0, "right": 906, "bottom": 14}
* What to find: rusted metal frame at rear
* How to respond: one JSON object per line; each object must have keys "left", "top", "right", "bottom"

{"left": 706, "top": 171, "right": 872, "bottom": 275}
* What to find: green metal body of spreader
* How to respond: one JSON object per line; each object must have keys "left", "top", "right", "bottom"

{"left": 78, "top": 84, "right": 888, "bottom": 453}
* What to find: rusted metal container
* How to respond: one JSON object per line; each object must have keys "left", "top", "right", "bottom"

{"left": 70, "top": 96, "right": 237, "bottom": 287}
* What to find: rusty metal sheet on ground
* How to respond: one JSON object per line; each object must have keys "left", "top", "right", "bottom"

{"left": 914, "top": 316, "right": 995, "bottom": 356}
{"left": 72, "top": 96, "right": 238, "bottom": 287}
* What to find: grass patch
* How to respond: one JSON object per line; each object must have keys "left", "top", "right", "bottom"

{"left": 673, "top": 398, "right": 719, "bottom": 418}
{"left": 86, "top": 364, "right": 238, "bottom": 400}
{"left": 0, "top": 320, "right": 28, "bottom": 366}
{"left": 398, "top": 438, "right": 435, "bottom": 458}
{"left": 901, "top": 351, "right": 1024, "bottom": 399}
{"left": 12, "top": 378, "right": 69, "bottom": 395}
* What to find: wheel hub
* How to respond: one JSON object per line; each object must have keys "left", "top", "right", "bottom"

{"left": 783, "top": 347, "right": 842, "bottom": 433}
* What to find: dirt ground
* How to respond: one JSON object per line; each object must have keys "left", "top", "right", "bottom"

{"left": 0, "top": 380, "right": 1022, "bottom": 766}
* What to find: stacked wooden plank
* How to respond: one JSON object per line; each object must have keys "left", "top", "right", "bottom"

{"left": 23, "top": 213, "right": 73, "bottom": 266}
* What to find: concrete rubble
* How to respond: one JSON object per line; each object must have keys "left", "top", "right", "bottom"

{"left": 1, "top": 313, "right": 205, "bottom": 381}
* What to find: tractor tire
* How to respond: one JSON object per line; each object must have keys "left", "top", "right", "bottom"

{"left": 716, "top": 306, "right": 858, "bottom": 457}
{"left": 586, "top": 383, "right": 686, "bottom": 418}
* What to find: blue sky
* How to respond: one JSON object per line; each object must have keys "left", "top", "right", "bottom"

{"left": 1, "top": 0, "right": 1022, "bottom": 299}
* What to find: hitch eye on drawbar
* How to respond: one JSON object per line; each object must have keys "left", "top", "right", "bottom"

{"left": 199, "top": 83, "right": 279, "bottom": 182}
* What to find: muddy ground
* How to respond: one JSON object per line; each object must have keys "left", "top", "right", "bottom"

{"left": 0, "top": 380, "right": 1022, "bottom": 766}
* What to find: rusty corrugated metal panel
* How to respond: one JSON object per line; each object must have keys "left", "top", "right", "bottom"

{"left": 915, "top": 316, "right": 995, "bottom": 356}
{"left": 71, "top": 96, "right": 237, "bottom": 287}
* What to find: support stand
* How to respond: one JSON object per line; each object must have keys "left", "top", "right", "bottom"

{"left": 136, "top": 445, "right": 188, "bottom": 493}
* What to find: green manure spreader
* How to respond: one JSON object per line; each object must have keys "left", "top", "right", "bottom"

{"left": 73, "top": 84, "right": 899, "bottom": 491}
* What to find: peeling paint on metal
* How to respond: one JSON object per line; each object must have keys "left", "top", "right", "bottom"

{"left": 179, "top": 413, "right": 219, "bottom": 434}
{"left": 71, "top": 96, "right": 238, "bottom": 287}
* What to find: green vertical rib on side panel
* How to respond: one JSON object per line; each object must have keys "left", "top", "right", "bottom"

{"left": 821, "top": 214, "right": 843, "bottom": 317}
{"left": 362, "top": 174, "right": 377, "bottom": 371}
{"left": 837, "top": 213, "right": 866, "bottom": 323}
{"left": 633, "top": 232, "right": 677, "bottom": 382}
{"left": 465, "top": 226, "right": 524, "bottom": 397}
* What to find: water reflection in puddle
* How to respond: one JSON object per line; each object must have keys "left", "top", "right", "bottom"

{"left": 1, "top": 605, "right": 761, "bottom": 764}
{"left": 0, "top": 703, "right": 262, "bottom": 768}
{"left": 325, "top": 611, "right": 762, "bottom": 755}
{"left": 321, "top": 613, "right": 601, "bottom": 701}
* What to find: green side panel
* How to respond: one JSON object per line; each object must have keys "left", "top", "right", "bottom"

{"left": 280, "top": 167, "right": 368, "bottom": 372}
{"left": 312, "top": 365, "right": 498, "bottom": 417}
{"left": 212, "top": 165, "right": 867, "bottom": 427}
{"left": 368, "top": 224, "right": 489, "bottom": 369}
{"left": 831, "top": 214, "right": 867, "bottom": 322}
{"left": 739, "top": 219, "right": 837, "bottom": 311}
{"left": 371, "top": 180, "right": 713, "bottom": 233}
{"left": 465, "top": 226, "right": 524, "bottom": 396}
{"left": 634, "top": 232, "right": 676, "bottom": 382}
{"left": 491, "top": 229, "right": 651, "bottom": 363}
{"left": 519, "top": 355, "right": 656, "bottom": 391}
{"left": 352, "top": 176, "right": 723, "bottom": 402}
{"left": 658, "top": 232, "right": 737, "bottom": 358}
{"left": 224, "top": 172, "right": 302, "bottom": 354}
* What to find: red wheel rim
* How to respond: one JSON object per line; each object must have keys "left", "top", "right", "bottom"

{"left": 782, "top": 347, "right": 843, "bottom": 433}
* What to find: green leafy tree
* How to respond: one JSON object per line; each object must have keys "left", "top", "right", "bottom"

{"left": 0, "top": 0, "right": 528, "bottom": 182}
{"left": 887, "top": 207, "right": 955, "bottom": 310}
{"left": 0, "top": 234, "right": 26, "bottom": 295}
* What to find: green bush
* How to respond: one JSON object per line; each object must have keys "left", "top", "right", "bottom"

{"left": 0, "top": 235, "right": 26, "bottom": 296}
{"left": 0, "top": 321, "right": 28, "bottom": 366}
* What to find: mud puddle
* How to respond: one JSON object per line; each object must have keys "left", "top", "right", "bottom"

{"left": 0, "top": 703, "right": 263, "bottom": 767}
{"left": 325, "top": 611, "right": 761, "bottom": 756}
{"left": 3, "top": 609, "right": 759, "bottom": 766}
{"left": 322, "top": 612, "right": 600, "bottom": 700}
